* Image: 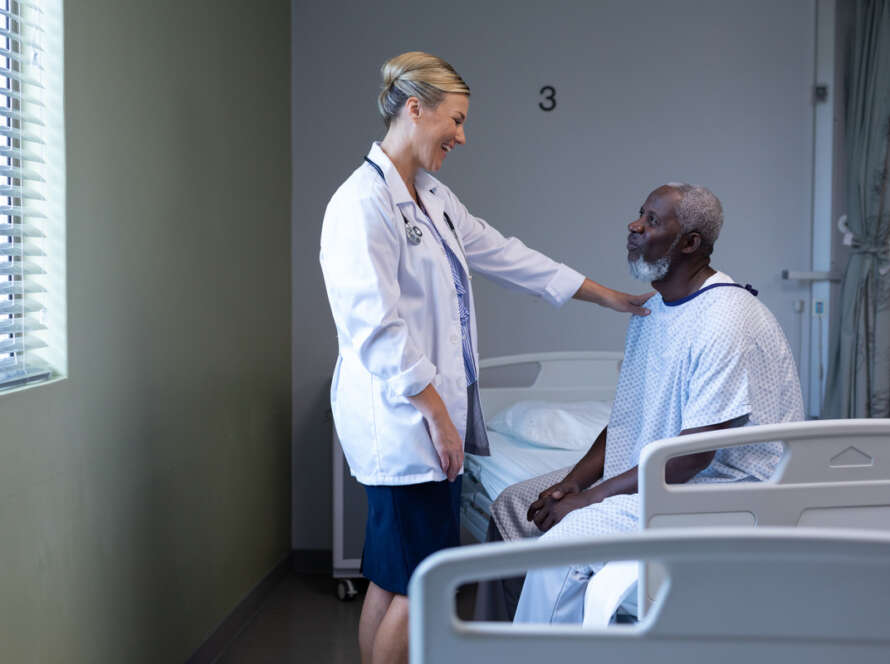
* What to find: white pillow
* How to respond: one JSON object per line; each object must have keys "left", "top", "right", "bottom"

{"left": 487, "top": 400, "right": 611, "bottom": 451}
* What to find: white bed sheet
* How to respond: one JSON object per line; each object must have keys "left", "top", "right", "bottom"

{"left": 465, "top": 430, "right": 589, "bottom": 501}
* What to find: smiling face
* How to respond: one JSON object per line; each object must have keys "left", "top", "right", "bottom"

{"left": 410, "top": 92, "right": 468, "bottom": 172}
{"left": 627, "top": 186, "right": 684, "bottom": 281}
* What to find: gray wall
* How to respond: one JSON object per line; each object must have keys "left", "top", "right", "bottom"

{"left": 292, "top": 0, "right": 821, "bottom": 550}
{"left": 0, "top": 2, "right": 291, "bottom": 662}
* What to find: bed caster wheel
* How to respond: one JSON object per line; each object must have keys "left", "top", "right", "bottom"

{"left": 337, "top": 578, "right": 359, "bottom": 601}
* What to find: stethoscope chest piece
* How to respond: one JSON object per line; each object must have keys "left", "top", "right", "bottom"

{"left": 406, "top": 224, "right": 423, "bottom": 245}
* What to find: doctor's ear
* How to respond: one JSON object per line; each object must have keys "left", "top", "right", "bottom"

{"left": 405, "top": 97, "right": 423, "bottom": 122}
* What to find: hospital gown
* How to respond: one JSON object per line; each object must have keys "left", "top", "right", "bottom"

{"left": 512, "top": 271, "right": 804, "bottom": 623}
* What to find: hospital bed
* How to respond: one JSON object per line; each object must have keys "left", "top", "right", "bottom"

{"left": 469, "top": 354, "right": 890, "bottom": 625}
{"left": 462, "top": 351, "right": 622, "bottom": 542}
{"left": 409, "top": 528, "right": 890, "bottom": 664}
{"left": 582, "top": 418, "right": 890, "bottom": 624}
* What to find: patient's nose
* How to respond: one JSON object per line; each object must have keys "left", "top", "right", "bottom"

{"left": 628, "top": 217, "right": 644, "bottom": 232}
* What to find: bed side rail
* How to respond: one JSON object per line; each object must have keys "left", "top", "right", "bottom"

{"left": 409, "top": 528, "right": 890, "bottom": 664}
{"left": 637, "top": 419, "right": 890, "bottom": 613}
{"left": 478, "top": 351, "right": 623, "bottom": 413}
{"left": 639, "top": 419, "right": 890, "bottom": 528}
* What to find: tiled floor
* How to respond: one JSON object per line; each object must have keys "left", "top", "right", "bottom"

{"left": 217, "top": 574, "right": 476, "bottom": 663}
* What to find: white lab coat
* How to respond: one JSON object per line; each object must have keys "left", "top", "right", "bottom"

{"left": 320, "top": 143, "right": 584, "bottom": 485}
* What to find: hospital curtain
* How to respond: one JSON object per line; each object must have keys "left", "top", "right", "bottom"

{"left": 823, "top": 0, "right": 890, "bottom": 417}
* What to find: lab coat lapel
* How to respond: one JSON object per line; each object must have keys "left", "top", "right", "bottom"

{"left": 367, "top": 143, "right": 414, "bottom": 206}
{"left": 417, "top": 186, "right": 470, "bottom": 276}
{"left": 366, "top": 143, "right": 470, "bottom": 275}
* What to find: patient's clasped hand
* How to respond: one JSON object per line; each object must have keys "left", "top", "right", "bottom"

{"left": 477, "top": 184, "right": 804, "bottom": 624}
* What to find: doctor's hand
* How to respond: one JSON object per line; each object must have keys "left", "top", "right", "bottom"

{"left": 572, "top": 278, "right": 652, "bottom": 316}
{"left": 428, "top": 415, "right": 464, "bottom": 483}
{"left": 407, "top": 383, "right": 464, "bottom": 482}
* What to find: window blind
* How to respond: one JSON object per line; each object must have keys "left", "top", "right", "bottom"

{"left": 0, "top": 0, "right": 61, "bottom": 392}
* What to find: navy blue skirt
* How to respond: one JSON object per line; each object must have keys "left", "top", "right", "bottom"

{"left": 361, "top": 477, "right": 462, "bottom": 595}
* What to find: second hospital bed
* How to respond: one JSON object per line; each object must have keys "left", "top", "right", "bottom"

{"left": 409, "top": 528, "right": 890, "bottom": 664}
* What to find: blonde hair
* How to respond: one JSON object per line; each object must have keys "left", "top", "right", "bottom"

{"left": 377, "top": 51, "right": 470, "bottom": 128}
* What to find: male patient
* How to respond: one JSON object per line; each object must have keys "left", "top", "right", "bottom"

{"left": 476, "top": 183, "right": 804, "bottom": 624}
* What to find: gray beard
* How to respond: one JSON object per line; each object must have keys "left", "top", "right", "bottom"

{"left": 627, "top": 233, "right": 682, "bottom": 282}
{"left": 628, "top": 254, "right": 671, "bottom": 282}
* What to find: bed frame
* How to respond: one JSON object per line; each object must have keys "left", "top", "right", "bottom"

{"left": 409, "top": 417, "right": 890, "bottom": 658}
{"left": 477, "top": 351, "right": 622, "bottom": 415}
{"left": 634, "top": 418, "right": 890, "bottom": 616}
{"left": 410, "top": 528, "right": 890, "bottom": 664}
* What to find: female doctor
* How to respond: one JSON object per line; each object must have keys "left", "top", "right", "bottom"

{"left": 319, "top": 52, "right": 649, "bottom": 664}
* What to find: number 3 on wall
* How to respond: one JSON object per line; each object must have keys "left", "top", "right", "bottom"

{"left": 539, "top": 85, "right": 556, "bottom": 111}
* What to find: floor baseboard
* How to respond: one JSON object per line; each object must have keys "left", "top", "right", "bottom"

{"left": 187, "top": 551, "right": 294, "bottom": 664}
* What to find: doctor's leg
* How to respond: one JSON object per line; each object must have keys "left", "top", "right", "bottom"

{"left": 371, "top": 593, "right": 409, "bottom": 664}
{"left": 359, "top": 581, "right": 394, "bottom": 664}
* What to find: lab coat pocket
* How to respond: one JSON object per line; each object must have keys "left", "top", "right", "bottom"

{"left": 333, "top": 360, "right": 373, "bottom": 433}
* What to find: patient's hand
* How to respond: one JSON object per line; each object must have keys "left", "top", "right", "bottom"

{"left": 530, "top": 491, "right": 594, "bottom": 533}
{"left": 526, "top": 478, "right": 580, "bottom": 523}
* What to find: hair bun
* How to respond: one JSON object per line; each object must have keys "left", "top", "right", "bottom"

{"left": 377, "top": 52, "right": 469, "bottom": 128}
{"left": 380, "top": 60, "right": 404, "bottom": 91}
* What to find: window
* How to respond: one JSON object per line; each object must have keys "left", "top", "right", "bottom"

{"left": 0, "top": 0, "right": 64, "bottom": 394}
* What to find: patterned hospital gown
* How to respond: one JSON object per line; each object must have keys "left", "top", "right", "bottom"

{"left": 513, "top": 271, "right": 804, "bottom": 623}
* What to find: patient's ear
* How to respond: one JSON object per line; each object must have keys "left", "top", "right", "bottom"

{"left": 682, "top": 232, "right": 702, "bottom": 254}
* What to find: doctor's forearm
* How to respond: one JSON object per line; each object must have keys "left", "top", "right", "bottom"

{"left": 405, "top": 383, "right": 450, "bottom": 425}
{"left": 571, "top": 278, "right": 610, "bottom": 305}
{"left": 572, "top": 278, "right": 652, "bottom": 316}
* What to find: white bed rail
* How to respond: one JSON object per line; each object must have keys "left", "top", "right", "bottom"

{"left": 640, "top": 419, "right": 890, "bottom": 516}
{"left": 478, "top": 351, "right": 621, "bottom": 414}
{"left": 637, "top": 418, "right": 890, "bottom": 614}
{"left": 409, "top": 528, "right": 890, "bottom": 664}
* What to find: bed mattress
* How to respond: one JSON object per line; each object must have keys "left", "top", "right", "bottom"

{"left": 465, "top": 430, "right": 588, "bottom": 502}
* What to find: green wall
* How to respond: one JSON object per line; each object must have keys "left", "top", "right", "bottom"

{"left": 0, "top": 1, "right": 292, "bottom": 661}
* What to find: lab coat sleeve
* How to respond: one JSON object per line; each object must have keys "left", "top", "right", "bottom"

{"left": 320, "top": 193, "right": 436, "bottom": 397}
{"left": 442, "top": 189, "right": 585, "bottom": 306}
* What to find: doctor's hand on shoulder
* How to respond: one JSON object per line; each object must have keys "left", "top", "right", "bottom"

{"left": 407, "top": 383, "right": 464, "bottom": 482}
{"left": 573, "top": 278, "right": 653, "bottom": 317}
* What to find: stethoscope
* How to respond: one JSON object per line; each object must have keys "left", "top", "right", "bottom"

{"left": 405, "top": 220, "right": 423, "bottom": 245}
{"left": 364, "top": 158, "right": 424, "bottom": 245}
{"left": 363, "top": 157, "right": 469, "bottom": 266}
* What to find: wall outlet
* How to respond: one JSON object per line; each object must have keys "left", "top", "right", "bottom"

{"left": 813, "top": 300, "right": 825, "bottom": 315}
